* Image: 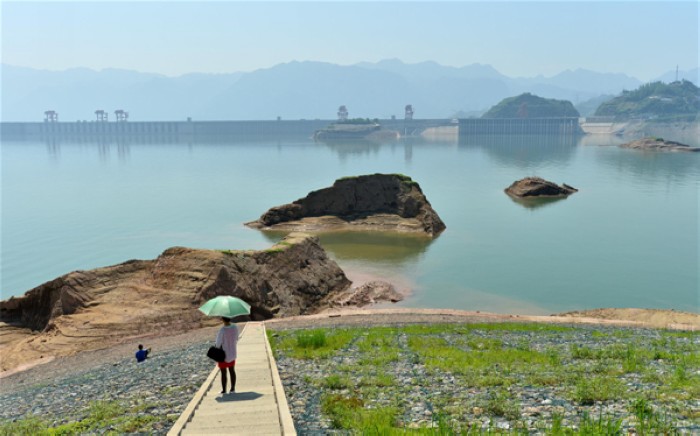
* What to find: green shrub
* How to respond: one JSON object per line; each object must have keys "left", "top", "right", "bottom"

{"left": 0, "top": 417, "right": 48, "bottom": 436}
{"left": 297, "top": 330, "right": 327, "bottom": 349}
{"left": 323, "top": 374, "right": 352, "bottom": 390}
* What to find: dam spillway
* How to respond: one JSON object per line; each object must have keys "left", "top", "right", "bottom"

{"left": 458, "top": 117, "right": 582, "bottom": 136}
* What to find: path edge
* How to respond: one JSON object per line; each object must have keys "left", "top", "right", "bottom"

{"left": 263, "top": 322, "right": 297, "bottom": 435}
{"left": 166, "top": 322, "right": 249, "bottom": 436}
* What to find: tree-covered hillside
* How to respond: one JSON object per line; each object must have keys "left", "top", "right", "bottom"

{"left": 594, "top": 80, "right": 700, "bottom": 119}
{"left": 481, "top": 93, "right": 579, "bottom": 118}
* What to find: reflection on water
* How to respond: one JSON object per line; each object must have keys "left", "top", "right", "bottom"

{"left": 260, "top": 230, "right": 434, "bottom": 264}
{"left": 593, "top": 145, "right": 700, "bottom": 182}
{"left": 317, "top": 136, "right": 453, "bottom": 163}
{"left": 506, "top": 195, "right": 572, "bottom": 210}
{"left": 318, "top": 139, "right": 383, "bottom": 161}
{"left": 459, "top": 133, "right": 578, "bottom": 168}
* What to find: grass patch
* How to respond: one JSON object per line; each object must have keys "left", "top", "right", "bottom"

{"left": 408, "top": 335, "right": 552, "bottom": 387}
{"left": 0, "top": 416, "right": 48, "bottom": 436}
{"left": 571, "top": 375, "right": 626, "bottom": 405}
{"left": 630, "top": 398, "right": 677, "bottom": 434}
{"left": 268, "top": 323, "right": 697, "bottom": 434}
{"left": 481, "top": 389, "right": 521, "bottom": 421}
{"left": 271, "top": 328, "right": 359, "bottom": 359}
{"left": 400, "top": 322, "right": 573, "bottom": 336}
{"left": 323, "top": 374, "right": 353, "bottom": 390}
{"left": 321, "top": 394, "right": 398, "bottom": 430}
{"left": 0, "top": 400, "right": 127, "bottom": 436}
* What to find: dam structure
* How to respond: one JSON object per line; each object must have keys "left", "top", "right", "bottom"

{"left": 458, "top": 117, "right": 582, "bottom": 136}
{"left": 1, "top": 118, "right": 451, "bottom": 141}
{"left": 2, "top": 117, "right": 584, "bottom": 142}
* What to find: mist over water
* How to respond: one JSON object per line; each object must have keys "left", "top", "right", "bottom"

{"left": 2, "top": 134, "right": 698, "bottom": 314}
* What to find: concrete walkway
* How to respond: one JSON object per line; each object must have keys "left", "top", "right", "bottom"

{"left": 168, "top": 322, "right": 296, "bottom": 435}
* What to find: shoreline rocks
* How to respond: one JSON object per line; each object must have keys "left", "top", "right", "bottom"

{"left": 325, "top": 280, "right": 404, "bottom": 308}
{"left": 0, "top": 233, "right": 359, "bottom": 372}
{"left": 620, "top": 137, "right": 699, "bottom": 152}
{"left": 505, "top": 177, "right": 578, "bottom": 199}
{"left": 247, "top": 174, "right": 446, "bottom": 237}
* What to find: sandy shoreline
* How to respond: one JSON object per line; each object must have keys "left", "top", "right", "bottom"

{"left": 1, "top": 307, "right": 697, "bottom": 392}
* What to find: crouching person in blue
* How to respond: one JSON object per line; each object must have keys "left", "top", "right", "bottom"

{"left": 135, "top": 344, "right": 151, "bottom": 362}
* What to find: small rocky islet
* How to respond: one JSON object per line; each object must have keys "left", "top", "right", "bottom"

{"left": 504, "top": 177, "right": 578, "bottom": 199}
{"left": 246, "top": 173, "right": 446, "bottom": 236}
{"left": 619, "top": 137, "right": 699, "bottom": 152}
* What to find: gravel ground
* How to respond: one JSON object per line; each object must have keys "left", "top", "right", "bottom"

{"left": 0, "top": 327, "right": 220, "bottom": 433}
{"left": 267, "top": 318, "right": 700, "bottom": 435}
{"left": 0, "top": 312, "right": 697, "bottom": 434}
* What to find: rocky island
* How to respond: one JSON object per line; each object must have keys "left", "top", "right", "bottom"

{"left": 0, "top": 233, "right": 398, "bottom": 373}
{"left": 620, "top": 137, "right": 699, "bottom": 152}
{"left": 505, "top": 177, "right": 578, "bottom": 198}
{"left": 482, "top": 92, "right": 580, "bottom": 118}
{"left": 246, "top": 173, "right": 446, "bottom": 236}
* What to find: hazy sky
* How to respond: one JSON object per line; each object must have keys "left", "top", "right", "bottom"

{"left": 2, "top": 1, "right": 698, "bottom": 81}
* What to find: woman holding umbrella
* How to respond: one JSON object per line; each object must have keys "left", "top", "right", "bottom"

{"left": 198, "top": 295, "right": 251, "bottom": 394}
{"left": 215, "top": 317, "right": 239, "bottom": 393}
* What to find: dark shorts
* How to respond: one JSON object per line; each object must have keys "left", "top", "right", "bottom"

{"left": 217, "top": 360, "right": 236, "bottom": 369}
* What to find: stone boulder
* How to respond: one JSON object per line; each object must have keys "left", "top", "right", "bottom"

{"left": 505, "top": 177, "right": 578, "bottom": 198}
{"left": 247, "top": 174, "right": 446, "bottom": 237}
{"left": 620, "top": 137, "right": 699, "bottom": 152}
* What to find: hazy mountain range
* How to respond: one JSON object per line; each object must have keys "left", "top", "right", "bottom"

{"left": 2, "top": 60, "right": 697, "bottom": 121}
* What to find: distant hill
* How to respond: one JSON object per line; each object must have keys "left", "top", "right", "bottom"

{"left": 575, "top": 94, "right": 615, "bottom": 117}
{"left": 2, "top": 60, "right": 644, "bottom": 121}
{"left": 482, "top": 93, "right": 580, "bottom": 118}
{"left": 594, "top": 80, "right": 700, "bottom": 119}
{"left": 653, "top": 67, "right": 699, "bottom": 85}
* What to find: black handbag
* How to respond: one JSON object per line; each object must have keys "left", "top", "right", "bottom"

{"left": 207, "top": 346, "right": 226, "bottom": 362}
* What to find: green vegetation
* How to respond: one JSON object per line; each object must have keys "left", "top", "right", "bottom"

{"left": 594, "top": 80, "right": 700, "bottom": 120}
{"left": 0, "top": 400, "right": 168, "bottom": 435}
{"left": 482, "top": 93, "right": 580, "bottom": 119}
{"left": 269, "top": 323, "right": 699, "bottom": 434}
{"left": 270, "top": 328, "right": 358, "bottom": 359}
{"left": 263, "top": 240, "right": 294, "bottom": 254}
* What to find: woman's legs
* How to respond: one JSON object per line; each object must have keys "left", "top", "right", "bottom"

{"left": 228, "top": 366, "right": 236, "bottom": 392}
{"left": 220, "top": 368, "right": 227, "bottom": 393}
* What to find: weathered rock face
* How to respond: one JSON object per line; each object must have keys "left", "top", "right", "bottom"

{"left": 0, "top": 233, "right": 352, "bottom": 371}
{"left": 325, "top": 281, "right": 404, "bottom": 308}
{"left": 505, "top": 177, "right": 578, "bottom": 198}
{"left": 620, "top": 137, "right": 699, "bottom": 152}
{"left": 247, "top": 174, "right": 446, "bottom": 236}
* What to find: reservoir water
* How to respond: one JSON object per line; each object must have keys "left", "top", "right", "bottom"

{"left": 2, "top": 134, "right": 698, "bottom": 314}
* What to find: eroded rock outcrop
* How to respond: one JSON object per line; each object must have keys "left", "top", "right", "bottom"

{"left": 0, "top": 233, "right": 355, "bottom": 371}
{"left": 326, "top": 281, "right": 404, "bottom": 308}
{"left": 620, "top": 137, "right": 699, "bottom": 152}
{"left": 505, "top": 177, "right": 578, "bottom": 198}
{"left": 247, "top": 174, "right": 446, "bottom": 236}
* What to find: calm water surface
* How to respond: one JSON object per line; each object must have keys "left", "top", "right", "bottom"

{"left": 2, "top": 134, "right": 698, "bottom": 314}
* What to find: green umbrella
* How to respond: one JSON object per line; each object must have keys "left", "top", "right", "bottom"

{"left": 198, "top": 295, "right": 251, "bottom": 318}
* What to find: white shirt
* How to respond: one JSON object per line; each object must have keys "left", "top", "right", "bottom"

{"left": 215, "top": 324, "right": 239, "bottom": 363}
